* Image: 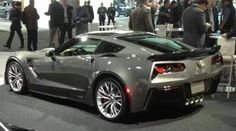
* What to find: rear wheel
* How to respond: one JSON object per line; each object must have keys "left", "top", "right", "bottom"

{"left": 6, "top": 61, "right": 27, "bottom": 94}
{"left": 95, "top": 78, "right": 127, "bottom": 121}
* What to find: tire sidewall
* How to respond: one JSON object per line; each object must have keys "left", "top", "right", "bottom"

{"left": 95, "top": 78, "right": 127, "bottom": 122}
{"left": 6, "top": 61, "right": 26, "bottom": 94}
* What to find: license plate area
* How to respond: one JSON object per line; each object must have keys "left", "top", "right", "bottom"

{"left": 191, "top": 81, "right": 205, "bottom": 94}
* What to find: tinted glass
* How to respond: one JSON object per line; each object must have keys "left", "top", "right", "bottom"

{"left": 56, "top": 38, "right": 101, "bottom": 56}
{"left": 95, "top": 41, "right": 124, "bottom": 54}
{"left": 118, "top": 34, "right": 190, "bottom": 53}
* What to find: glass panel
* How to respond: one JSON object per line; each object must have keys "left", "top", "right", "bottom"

{"left": 58, "top": 38, "right": 101, "bottom": 56}
{"left": 118, "top": 34, "right": 190, "bottom": 53}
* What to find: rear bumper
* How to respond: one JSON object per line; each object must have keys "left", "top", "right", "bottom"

{"left": 145, "top": 75, "right": 220, "bottom": 109}
{"left": 129, "top": 74, "right": 221, "bottom": 113}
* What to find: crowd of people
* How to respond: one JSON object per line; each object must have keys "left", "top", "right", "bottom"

{"left": 2, "top": 0, "right": 236, "bottom": 51}
{"left": 129, "top": 0, "right": 236, "bottom": 49}
{"left": 2, "top": 0, "right": 118, "bottom": 51}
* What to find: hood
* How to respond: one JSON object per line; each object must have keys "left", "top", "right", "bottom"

{"left": 14, "top": 48, "right": 54, "bottom": 59}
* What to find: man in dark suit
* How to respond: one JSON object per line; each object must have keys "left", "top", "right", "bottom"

{"left": 205, "top": 0, "right": 219, "bottom": 48}
{"left": 156, "top": 0, "right": 170, "bottom": 25}
{"left": 97, "top": 3, "right": 106, "bottom": 30}
{"left": 60, "top": 0, "right": 73, "bottom": 45}
{"left": 87, "top": 0, "right": 94, "bottom": 23}
{"left": 220, "top": 0, "right": 235, "bottom": 33}
{"left": 129, "top": 0, "right": 155, "bottom": 33}
{"left": 3, "top": 2, "right": 24, "bottom": 49}
{"left": 182, "top": 0, "right": 210, "bottom": 48}
{"left": 24, "top": 0, "right": 40, "bottom": 51}
{"left": 107, "top": 3, "right": 116, "bottom": 26}
{"left": 74, "top": 0, "right": 90, "bottom": 35}
{"left": 45, "top": 0, "right": 64, "bottom": 47}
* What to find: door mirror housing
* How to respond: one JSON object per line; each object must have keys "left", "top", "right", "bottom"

{"left": 45, "top": 48, "right": 55, "bottom": 57}
{"left": 46, "top": 50, "right": 54, "bottom": 57}
{"left": 45, "top": 48, "right": 56, "bottom": 61}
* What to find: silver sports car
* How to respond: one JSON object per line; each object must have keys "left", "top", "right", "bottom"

{"left": 4, "top": 30, "right": 223, "bottom": 121}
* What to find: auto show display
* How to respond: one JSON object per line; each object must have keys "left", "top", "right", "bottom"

{"left": 4, "top": 30, "right": 223, "bottom": 121}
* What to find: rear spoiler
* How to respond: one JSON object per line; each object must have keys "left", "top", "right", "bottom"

{"left": 147, "top": 46, "right": 221, "bottom": 62}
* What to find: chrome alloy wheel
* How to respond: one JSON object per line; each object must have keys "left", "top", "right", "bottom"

{"left": 96, "top": 81, "right": 123, "bottom": 119}
{"left": 7, "top": 62, "right": 24, "bottom": 92}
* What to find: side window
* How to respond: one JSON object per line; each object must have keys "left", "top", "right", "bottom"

{"left": 95, "top": 41, "right": 124, "bottom": 54}
{"left": 57, "top": 38, "right": 101, "bottom": 56}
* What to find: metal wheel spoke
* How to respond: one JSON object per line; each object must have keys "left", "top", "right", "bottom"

{"left": 10, "top": 78, "right": 17, "bottom": 85}
{"left": 97, "top": 91, "right": 109, "bottom": 100}
{"left": 100, "top": 100, "right": 109, "bottom": 107}
{"left": 8, "top": 71, "right": 17, "bottom": 78}
{"left": 110, "top": 104, "right": 115, "bottom": 116}
{"left": 11, "top": 65, "right": 18, "bottom": 74}
{"left": 13, "top": 79, "right": 18, "bottom": 88}
{"left": 113, "top": 104, "right": 119, "bottom": 115}
{"left": 18, "top": 78, "right": 23, "bottom": 83}
{"left": 104, "top": 103, "right": 111, "bottom": 113}
{"left": 16, "top": 80, "right": 21, "bottom": 88}
{"left": 98, "top": 88, "right": 110, "bottom": 98}
{"left": 115, "top": 100, "right": 122, "bottom": 106}
{"left": 110, "top": 83, "right": 115, "bottom": 94}
{"left": 104, "top": 82, "right": 110, "bottom": 94}
{"left": 114, "top": 93, "right": 121, "bottom": 99}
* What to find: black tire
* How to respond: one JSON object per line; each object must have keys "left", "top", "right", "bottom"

{"left": 6, "top": 61, "right": 27, "bottom": 94}
{"left": 95, "top": 78, "right": 127, "bottom": 122}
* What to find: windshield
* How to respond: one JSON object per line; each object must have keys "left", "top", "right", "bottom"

{"left": 118, "top": 34, "right": 190, "bottom": 53}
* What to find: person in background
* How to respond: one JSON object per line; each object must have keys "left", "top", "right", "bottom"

{"left": 107, "top": 3, "right": 116, "bottom": 26}
{"left": 97, "top": 3, "right": 106, "bottom": 30}
{"left": 174, "top": 0, "right": 184, "bottom": 27}
{"left": 205, "top": 0, "right": 219, "bottom": 48}
{"left": 169, "top": 1, "right": 179, "bottom": 27}
{"left": 60, "top": 0, "right": 73, "bottom": 45}
{"left": 3, "top": 2, "right": 24, "bottom": 49}
{"left": 156, "top": 0, "right": 170, "bottom": 25}
{"left": 45, "top": 0, "right": 64, "bottom": 47}
{"left": 220, "top": 0, "right": 235, "bottom": 33}
{"left": 87, "top": 0, "right": 94, "bottom": 23}
{"left": 24, "top": 0, "right": 39, "bottom": 51}
{"left": 184, "top": 0, "right": 192, "bottom": 9}
{"left": 74, "top": 0, "right": 90, "bottom": 35}
{"left": 182, "top": 0, "right": 210, "bottom": 48}
{"left": 223, "top": 26, "right": 236, "bottom": 39}
{"left": 129, "top": 0, "right": 155, "bottom": 33}
{"left": 150, "top": 0, "right": 159, "bottom": 28}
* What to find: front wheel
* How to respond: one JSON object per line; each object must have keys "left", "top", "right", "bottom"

{"left": 95, "top": 78, "right": 127, "bottom": 121}
{"left": 6, "top": 61, "right": 27, "bottom": 94}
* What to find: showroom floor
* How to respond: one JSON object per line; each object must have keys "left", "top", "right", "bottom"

{"left": 0, "top": 85, "right": 235, "bottom": 131}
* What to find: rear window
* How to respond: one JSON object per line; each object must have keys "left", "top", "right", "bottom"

{"left": 118, "top": 34, "right": 190, "bottom": 53}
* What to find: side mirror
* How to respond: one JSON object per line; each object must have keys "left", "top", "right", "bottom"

{"left": 45, "top": 50, "right": 54, "bottom": 57}
{"left": 45, "top": 49, "right": 56, "bottom": 61}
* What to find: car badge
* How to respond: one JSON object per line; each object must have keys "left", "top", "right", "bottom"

{"left": 195, "top": 60, "right": 206, "bottom": 75}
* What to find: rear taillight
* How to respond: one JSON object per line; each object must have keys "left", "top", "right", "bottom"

{"left": 211, "top": 53, "right": 223, "bottom": 64}
{"left": 151, "top": 63, "right": 185, "bottom": 79}
{"left": 154, "top": 63, "right": 186, "bottom": 74}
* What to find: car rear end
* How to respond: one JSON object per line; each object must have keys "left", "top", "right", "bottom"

{"left": 145, "top": 51, "right": 222, "bottom": 109}
{"left": 117, "top": 33, "right": 223, "bottom": 112}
